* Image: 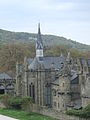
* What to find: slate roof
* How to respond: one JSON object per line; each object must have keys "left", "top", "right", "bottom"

{"left": 67, "top": 99, "right": 82, "bottom": 109}
{"left": 51, "top": 70, "right": 78, "bottom": 86}
{"left": 0, "top": 72, "right": 12, "bottom": 80}
{"left": 73, "top": 99, "right": 82, "bottom": 109}
{"left": 28, "top": 57, "right": 39, "bottom": 70}
{"left": 28, "top": 56, "right": 66, "bottom": 70}
{"left": 27, "top": 58, "right": 33, "bottom": 65}
{"left": 70, "top": 70, "right": 78, "bottom": 81}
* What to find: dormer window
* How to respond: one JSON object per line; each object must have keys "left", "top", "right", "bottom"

{"left": 61, "top": 62, "right": 64, "bottom": 69}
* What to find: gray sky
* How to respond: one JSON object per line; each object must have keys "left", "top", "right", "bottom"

{"left": 0, "top": 0, "right": 90, "bottom": 45}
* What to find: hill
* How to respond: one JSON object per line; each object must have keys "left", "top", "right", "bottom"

{"left": 0, "top": 29, "right": 90, "bottom": 51}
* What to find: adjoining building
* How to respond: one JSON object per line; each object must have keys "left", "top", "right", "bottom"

{"left": 0, "top": 72, "right": 15, "bottom": 95}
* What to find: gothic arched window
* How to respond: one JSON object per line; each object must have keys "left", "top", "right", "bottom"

{"left": 29, "top": 83, "right": 35, "bottom": 102}
{"left": 45, "top": 83, "right": 51, "bottom": 106}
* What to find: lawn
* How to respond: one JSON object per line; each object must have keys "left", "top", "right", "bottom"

{"left": 0, "top": 108, "right": 55, "bottom": 120}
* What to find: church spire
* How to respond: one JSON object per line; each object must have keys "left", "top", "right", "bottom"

{"left": 36, "top": 23, "right": 43, "bottom": 57}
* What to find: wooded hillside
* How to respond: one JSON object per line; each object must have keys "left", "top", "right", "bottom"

{"left": 0, "top": 29, "right": 90, "bottom": 51}
{"left": 0, "top": 29, "right": 90, "bottom": 74}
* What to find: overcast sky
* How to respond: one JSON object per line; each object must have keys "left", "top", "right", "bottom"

{"left": 0, "top": 0, "right": 90, "bottom": 45}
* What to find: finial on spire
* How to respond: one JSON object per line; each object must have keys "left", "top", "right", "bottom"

{"left": 60, "top": 52, "right": 63, "bottom": 57}
{"left": 38, "top": 23, "right": 40, "bottom": 28}
{"left": 38, "top": 23, "right": 40, "bottom": 34}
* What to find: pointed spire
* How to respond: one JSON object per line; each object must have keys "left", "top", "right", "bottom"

{"left": 66, "top": 51, "right": 72, "bottom": 64}
{"left": 60, "top": 52, "right": 63, "bottom": 57}
{"left": 36, "top": 23, "right": 43, "bottom": 49}
{"left": 36, "top": 23, "right": 43, "bottom": 57}
{"left": 38, "top": 23, "right": 40, "bottom": 34}
{"left": 37, "top": 23, "right": 42, "bottom": 43}
{"left": 67, "top": 52, "right": 71, "bottom": 59}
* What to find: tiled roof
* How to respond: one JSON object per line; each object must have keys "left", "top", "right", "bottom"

{"left": 51, "top": 70, "right": 78, "bottom": 86}
{"left": 28, "top": 57, "right": 39, "bottom": 70}
{"left": 28, "top": 56, "right": 66, "bottom": 70}
{"left": 0, "top": 72, "right": 12, "bottom": 80}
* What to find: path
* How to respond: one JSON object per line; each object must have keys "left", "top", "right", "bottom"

{"left": 0, "top": 115, "right": 18, "bottom": 120}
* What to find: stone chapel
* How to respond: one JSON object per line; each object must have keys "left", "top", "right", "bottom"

{"left": 15, "top": 24, "right": 90, "bottom": 111}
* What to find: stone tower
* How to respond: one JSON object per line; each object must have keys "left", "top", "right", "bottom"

{"left": 58, "top": 63, "right": 71, "bottom": 111}
{"left": 22, "top": 56, "right": 28, "bottom": 96}
{"left": 36, "top": 23, "right": 43, "bottom": 58}
{"left": 81, "top": 76, "right": 90, "bottom": 108}
{"left": 66, "top": 52, "right": 72, "bottom": 64}
{"left": 80, "top": 59, "right": 90, "bottom": 108}
{"left": 15, "top": 62, "right": 22, "bottom": 96}
{"left": 28, "top": 24, "right": 46, "bottom": 107}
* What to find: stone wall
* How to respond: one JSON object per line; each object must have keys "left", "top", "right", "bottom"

{"left": 33, "top": 105, "right": 90, "bottom": 120}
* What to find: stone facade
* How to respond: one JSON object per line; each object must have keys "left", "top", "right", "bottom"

{"left": 15, "top": 24, "right": 90, "bottom": 112}
{"left": 79, "top": 60, "right": 90, "bottom": 108}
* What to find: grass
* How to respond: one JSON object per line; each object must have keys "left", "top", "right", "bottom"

{"left": 0, "top": 108, "right": 55, "bottom": 120}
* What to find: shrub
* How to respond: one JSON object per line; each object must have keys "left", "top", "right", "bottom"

{"left": 9, "top": 96, "right": 33, "bottom": 112}
{"left": 9, "top": 96, "right": 23, "bottom": 109}
{"left": 0, "top": 95, "right": 33, "bottom": 113}
{"left": 83, "top": 104, "right": 90, "bottom": 118}
{"left": 21, "top": 96, "right": 33, "bottom": 114}
{"left": 0, "top": 94, "right": 11, "bottom": 108}
{"left": 66, "top": 104, "right": 90, "bottom": 118}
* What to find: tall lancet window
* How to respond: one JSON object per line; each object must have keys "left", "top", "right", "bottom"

{"left": 29, "top": 83, "right": 35, "bottom": 102}
{"left": 45, "top": 83, "right": 51, "bottom": 106}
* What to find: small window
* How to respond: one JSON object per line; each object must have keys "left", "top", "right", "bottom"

{"left": 63, "top": 104, "right": 64, "bottom": 107}
{"left": 53, "top": 90, "right": 57, "bottom": 96}
{"left": 58, "top": 103, "right": 59, "bottom": 108}
{"left": 54, "top": 102, "right": 56, "bottom": 107}
{"left": 69, "top": 60, "right": 72, "bottom": 64}
{"left": 63, "top": 83, "right": 64, "bottom": 87}
{"left": 61, "top": 62, "right": 64, "bottom": 69}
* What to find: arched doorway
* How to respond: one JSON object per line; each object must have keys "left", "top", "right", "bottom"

{"left": 0, "top": 84, "right": 5, "bottom": 94}
{"left": 6, "top": 84, "right": 14, "bottom": 95}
